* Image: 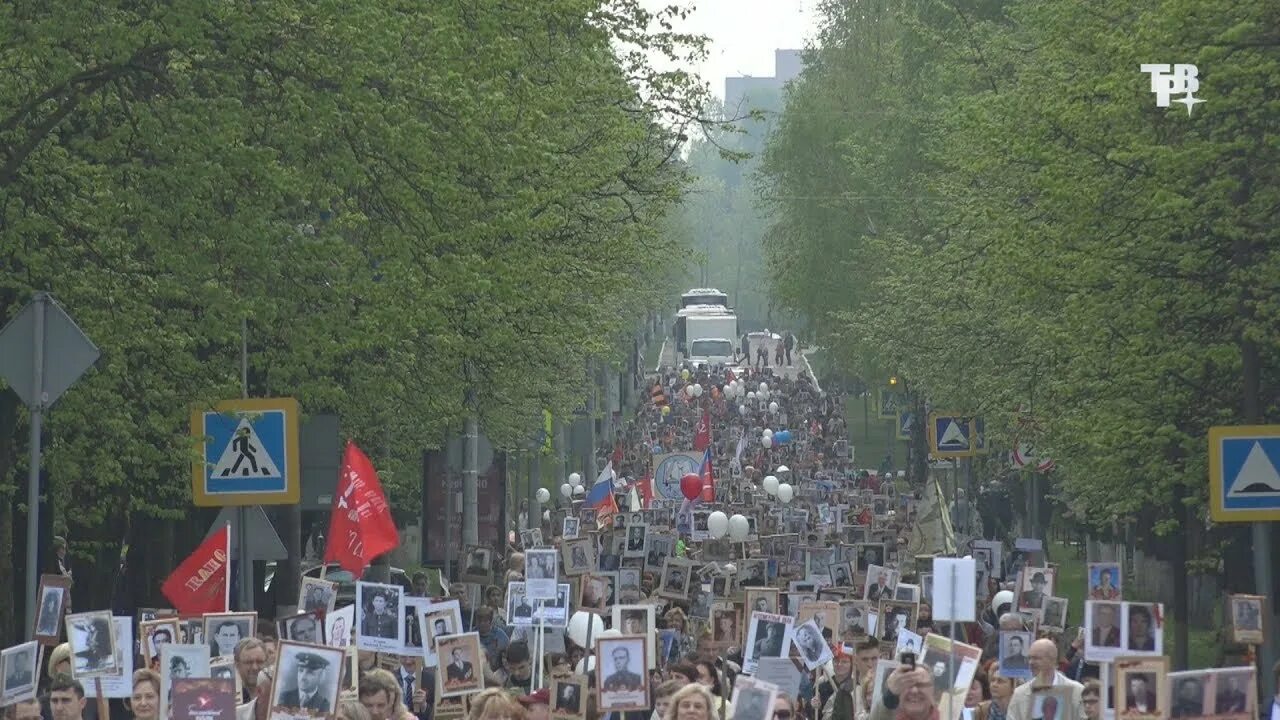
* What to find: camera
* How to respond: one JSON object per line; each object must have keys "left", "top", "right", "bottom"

{"left": 899, "top": 651, "right": 916, "bottom": 669}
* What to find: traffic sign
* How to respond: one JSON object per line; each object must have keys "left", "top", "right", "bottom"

{"left": 1209, "top": 425, "right": 1280, "bottom": 522}
{"left": 928, "top": 413, "right": 976, "bottom": 458}
{"left": 205, "top": 505, "right": 288, "bottom": 560}
{"left": 192, "top": 398, "right": 300, "bottom": 507}
{"left": 896, "top": 411, "right": 914, "bottom": 440}
{"left": 878, "top": 389, "right": 902, "bottom": 419}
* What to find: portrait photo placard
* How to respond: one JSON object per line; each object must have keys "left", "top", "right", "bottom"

{"left": 355, "top": 581, "right": 405, "bottom": 653}
{"left": 66, "top": 611, "right": 119, "bottom": 679}
{"left": 595, "top": 635, "right": 649, "bottom": 712}
{"left": 140, "top": 618, "right": 181, "bottom": 667}
{"left": 730, "top": 676, "right": 779, "bottom": 720}
{"left": 658, "top": 559, "right": 692, "bottom": 601}
{"left": 997, "top": 631, "right": 1033, "bottom": 679}
{"left": 159, "top": 644, "right": 212, "bottom": 720}
{"left": 268, "top": 640, "right": 345, "bottom": 719}
{"left": 86, "top": 617, "right": 134, "bottom": 700}
{"left": 279, "top": 611, "right": 326, "bottom": 646}
{"left": 743, "top": 612, "right": 795, "bottom": 674}
{"left": 0, "top": 641, "right": 40, "bottom": 706}
{"left": 792, "top": 620, "right": 832, "bottom": 670}
{"left": 1113, "top": 655, "right": 1169, "bottom": 720}
{"left": 1087, "top": 562, "right": 1122, "bottom": 601}
{"left": 32, "top": 575, "right": 72, "bottom": 646}
{"left": 613, "top": 605, "right": 657, "bottom": 669}
{"left": 325, "top": 605, "right": 354, "bottom": 650}
{"left": 204, "top": 612, "right": 257, "bottom": 661}
{"left": 436, "top": 633, "right": 484, "bottom": 698}
{"left": 550, "top": 676, "right": 586, "bottom": 720}
{"left": 560, "top": 538, "right": 595, "bottom": 577}
{"left": 525, "top": 548, "right": 559, "bottom": 600}
{"left": 299, "top": 578, "right": 338, "bottom": 616}
{"left": 1228, "top": 594, "right": 1265, "bottom": 646}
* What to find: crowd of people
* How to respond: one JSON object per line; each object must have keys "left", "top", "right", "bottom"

{"left": 4, "top": 359, "right": 1276, "bottom": 720}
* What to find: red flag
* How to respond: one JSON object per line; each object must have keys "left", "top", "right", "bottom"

{"left": 636, "top": 476, "right": 654, "bottom": 509}
{"left": 693, "top": 410, "right": 711, "bottom": 451}
{"left": 161, "top": 524, "right": 230, "bottom": 615}
{"left": 324, "top": 441, "right": 400, "bottom": 574}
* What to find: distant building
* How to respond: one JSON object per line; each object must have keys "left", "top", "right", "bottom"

{"left": 723, "top": 49, "right": 804, "bottom": 117}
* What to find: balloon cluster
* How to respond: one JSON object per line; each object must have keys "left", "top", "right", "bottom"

{"left": 762, "top": 468, "right": 794, "bottom": 503}
{"left": 560, "top": 471, "right": 584, "bottom": 498}
{"left": 707, "top": 511, "right": 751, "bottom": 541}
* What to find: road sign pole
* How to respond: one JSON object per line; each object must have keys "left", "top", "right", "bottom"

{"left": 238, "top": 318, "right": 252, "bottom": 612}
{"left": 1252, "top": 522, "right": 1273, "bottom": 698}
{"left": 24, "top": 293, "right": 46, "bottom": 640}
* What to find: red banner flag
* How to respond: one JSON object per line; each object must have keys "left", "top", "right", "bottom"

{"left": 161, "top": 524, "right": 230, "bottom": 615}
{"left": 325, "top": 441, "right": 400, "bottom": 574}
{"left": 693, "top": 410, "right": 711, "bottom": 451}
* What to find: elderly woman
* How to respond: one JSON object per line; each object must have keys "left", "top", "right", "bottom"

{"left": 667, "top": 684, "right": 718, "bottom": 720}
{"left": 129, "top": 669, "right": 161, "bottom": 720}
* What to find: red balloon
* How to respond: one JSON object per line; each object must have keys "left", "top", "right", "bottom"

{"left": 680, "top": 473, "right": 703, "bottom": 500}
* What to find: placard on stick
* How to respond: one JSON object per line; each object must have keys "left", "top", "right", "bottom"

{"left": 931, "top": 557, "right": 977, "bottom": 622}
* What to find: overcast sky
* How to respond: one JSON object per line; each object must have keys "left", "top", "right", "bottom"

{"left": 641, "top": 0, "right": 823, "bottom": 100}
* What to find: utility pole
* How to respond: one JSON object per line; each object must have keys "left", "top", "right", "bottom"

{"left": 584, "top": 359, "right": 597, "bottom": 480}
{"left": 462, "top": 359, "right": 479, "bottom": 548}
{"left": 238, "top": 318, "right": 252, "bottom": 612}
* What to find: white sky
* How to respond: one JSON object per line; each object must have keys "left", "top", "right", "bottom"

{"left": 641, "top": 0, "right": 823, "bottom": 100}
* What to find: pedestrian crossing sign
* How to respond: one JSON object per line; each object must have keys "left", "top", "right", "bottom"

{"left": 928, "top": 413, "right": 976, "bottom": 458}
{"left": 1210, "top": 425, "right": 1280, "bottom": 522}
{"left": 192, "top": 398, "right": 300, "bottom": 507}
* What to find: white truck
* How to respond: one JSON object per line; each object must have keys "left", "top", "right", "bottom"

{"left": 683, "top": 313, "right": 739, "bottom": 367}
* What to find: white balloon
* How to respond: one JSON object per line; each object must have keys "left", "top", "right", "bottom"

{"left": 575, "top": 656, "right": 596, "bottom": 674}
{"left": 572, "top": 485, "right": 584, "bottom": 496}
{"left": 543, "top": 510, "right": 551, "bottom": 521}
{"left": 693, "top": 383, "right": 703, "bottom": 397}
{"left": 536, "top": 487, "right": 551, "bottom": 503}
{"left": 769, "top": 401, "right": 779, "bottom": 414}
{"left": 723, "top": 563, "right": 737, "bottom": 574}
{"left": 763, "top": 475, "right": 779, "bottom": 495}
{"left": 763, "top": 428, "right": 774, "bottom": 439}
{"left": 776, "top": 465, "right": 790, "bottom": 475}
{"left": 759, "top": 382, "right": 769, "bottom": 394}
{"left": 739, "top": 404, "right": 748, "bottom": 415}
{"left": 560, "top": 483, "right": 573, "bottom": 498}
{"left": 759, "top": 389, "right": 770, "bottom": 402}
{"left": 762, "top": 436, "right": 773, "bottom": 448}
{"left": 747, "top": 391, "right": 757, "bottom": 400}
{"left": 728, "top": 514, "right": 750, "bottom": 541}
{"left": 777, "top": 482, "right": 794, "bottom": 503}
{"left": 567, "top": 611, "right": 605, "bottom": 648}
{"left": 707, "top": 511, "right": 729, "bottom": 539}
{"left": 599, "top": 628, "right": 622, "bottom": 638}
{"left": 569, "top": 472, "right": 582, "bottom": 487}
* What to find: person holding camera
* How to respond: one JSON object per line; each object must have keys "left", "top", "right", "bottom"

{"left": 871, "top": 663, "right": 938, "bottom": 720}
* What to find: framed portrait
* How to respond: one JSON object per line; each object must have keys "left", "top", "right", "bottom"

{"left": 579, "top": 573, "right": 615, "bottom": 614}
{"left": 461, "top": 546, "right": 492, "bottom": 583}
{"left": 795, "top": 600, "right": 841, "bottom": 642}
{"left": 612, "top": 605, "right": 657, "bottom": 668}
{"left": 1030, "top": 687, "right": 1074, "bottom": 720}
{"left": 562, "top": 516, "right": 580, "bottom": 540}
{"left": 532, "top": 583, "right": 572, "bottom": 629}
{"left": 971, "top": 540, "right": 1003, "bottom": 579}
{"left": 738, "top": 559, "right": 769, "bottom": 587}
{"left": 998, "top": 630, "right": 1033, "bottom": 679}
{"left": 893, "top": 583, "right": 920, "bottom": 604}
{"left": 401, "top": 597, "right": 428, "bottom": 656}
{"left": 159, "top": 643, "right": 212, "bottom": 720}
{"left": 325, "top": 606, "right": 355, "bottom": 649}
{"left": 268, "top": 641, "right": 344, "bottom": 718}
{"left": 88, "top": 620, "right": 133, "bottom": 700}
{"left": 828, "top": 561, "right": 855, "bottom": 588}
{"left": 66, "top": 611, "right": 119, "bottom": 679}
{"left": 140, "top": 618, "right": 181, "bottom": 665}
{"left": 1122, "top": 602, "right": 1164, "bottom": 656}
{"left": 745, "top": 587, "right": 781, "bottom": 616}
{"left": 436, "top": 632, "right": 485, "bottom": 698}
{"left": 617, "top": 568, "right": 643, "bottom": 604}
{"left": 203, "top": 612, "right": 256, "bottom": 661}
{"left": 0, "top": 641, "right": 40, "bottom": 706}
{"left": 1041, "top": 596, "right": 1069, "bottom": 633}
{"left": 507, "top": 581, "right": 536, "bottom": 626}
{"left": 520, "top": 528, "right": 544, "bottom": 549}
{"left": 839, "top": 600, "right": 871, "bottom": 637}
{"left": 1087, "top": 562, "right": 1122, "bottom": 601}
{"left": 560, "top": 537, "right": 595, "bottom": 577}
{"left": 595, "top": 635, "right": 649, "bottom": 712}
{"left": 863, "top": 565, "right": 899, "bottom": 603}
{"left": 742, "top": 611, "right": 795, "bottom": 674}
{"left": 872, "top": 659, "right": 900, "bottom": 702}
{"left": 1227, "top": 594, "right": 1265, "bottom": 646}
{"left": 894, "top": 629, "right": 923, "bottom": 659}
{"left": 210, "top": 657, "right": 243, "bottom": 698}
{"left": 1206, "top": 667, "right": 1255, "bottom": 719}
{"left": 525, "top": 548, "right": 559, "bottom": 600}
{"left": 179, "top": 617, "right": 205, "bottom": 646}
{"left": 32, "top": 575, "right": 72, "bottom": 645}
{"left": 355, "top": 581, "right": 405, "bottom": 653}
{"left": 1113, "top": 655, "right": 1169, "bottom": 720}
{"left": 419, "top": 600, "right": 463, "bottom": 662}
{"left": 298, "top": 578, "right": 339, "bottom": 616}
{"left": 1015, "top": 567, "right": 1055, "bottom": 619}
{"left": 339, "top": 647, "right": 359, "bottom": 699}
{"left": 730, "top": 676, "right": 779, "bottom": 720}
{"left": 278, "top": 611, "right": 326, "bottom": 646}
{"left": 658, "top": 559, "right": 691, "bottom": 601}
{"left": 875, "top": 601, "right": 918, "bottom": 644}
{"left": 550, "top": 676, "right": 586, "bottom": 720}
{"left": 793, "top": 619, "right": 833, "bottom": 670}
{"left": 1168, "top": 670, "right": 1210, "bottom": 719}
{"left": 709, "top": 606, "right": 741, "bottom": 647}
{"left": 690, "top": 510, "right": 711, "bottom": 542}
{"left": 624, "top": 523, "right": 648, "bottom": 558}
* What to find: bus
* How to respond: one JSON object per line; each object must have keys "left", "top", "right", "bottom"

{"left": 680, "top": 288, "right": 728, "bottom": 309}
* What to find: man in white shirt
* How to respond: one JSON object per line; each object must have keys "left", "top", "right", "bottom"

{"left": 1007, "top": 639, "right": 1085, "bottom": 720}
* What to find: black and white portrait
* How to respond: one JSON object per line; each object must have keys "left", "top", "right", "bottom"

{"left": 532, "top": 584, "right": 572, "bottom": 628}
{"left": 1229, "top": 595, "right": 1264, "bottom": 645}
{"left": 34, "top": 584, "right": 66, "bottom": 640}
{"left": 595, "top": 636, "right": 648, "bottom": 712}
{"left": 742, "top": 611, "right": 794, "bottom": 674}
{"left": 298, "top": 578, "right": 338, "bottom": 616}
{"left": 793, "top": 620, "right": 831, "bottom": 670}
{"left": 67, "top": 611, "right": 119, "bottom": 678}
{"left": 159, "top": 643, "right": 211, "bottom": 720}
{"left": 659, "top": 559, "right": 691, "bottom": 600}
{"left": 561, "top": 538, "right": 594, "bottom": 577}
{"left": 401, "top": 597, "right": 427, "bottom": 656}
{"left": 855, "top": 543, "right": 886, "bottom": 573}
{"left": 279, "top": 612, "right": 325, "bottom": 645}
{"left": 436, "top": 633, "right": 485, "bottom": 698}
{"left": 203, "top": 613, "right": 256, "bottom": 660}
{"left": 463, "top": 547, "right": 491, "bottom": 580}
{"left": 525, "top": 548, "right": 559, "bottom": 600}
{"left": 419, "top": 600, "right": 463, "bottom": 664}
{"left": 140, "top": 618, "right": 180, "bottom": 663}
{"left": 1042, "top": 597, "right": 1068, "bottom": 631}
{"left": 507, "top": 582, "right": 536, "bottom": 626}
{"left": 562, "top": 517, "right": 581, "bottom": 539}
{"left": 612, "top": 605, "right": 657, "bottom": 669}
{"left": 269, "top": 641, "right": 344, "bottom": 717}
{"left": 730, "top": 679, "right": 777, "bottom": 720}
{"left": 356, "top": 582, "right": 405, "bottom": 652}
{"left": 325, "top": 605, "right": 354, "bottom": 649}
{"left": 1, "top": 641, "right": 39, "bottom": 705}
{"left": 617, "top": 568, "right": 642, "bottom": 604}
{"left": 624, "top": 524, "right": 648, "bottom": 557}
{"left": 551, "top": 677, "right": 585, "bottom": 719}
{"left": 739, "top": 559, "right": 768, "bottom": 586}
